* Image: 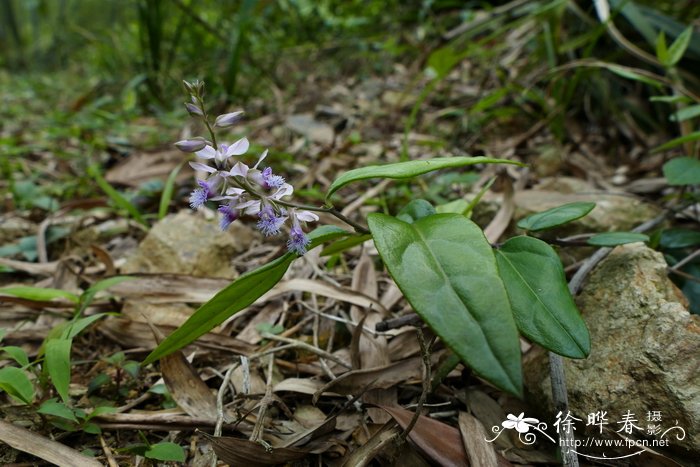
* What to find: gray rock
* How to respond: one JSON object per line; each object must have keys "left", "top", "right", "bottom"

{"left": 524, "top": 244, "right": 700, "bottom": 458}
{"left": 285, "top": 114, "right": 334, "bottom": 146}
{"left": 0, "top": 216, "right": 35, "bottom": 245}
{"left": 121, "top": 210, "right": 255, "bottom": 278}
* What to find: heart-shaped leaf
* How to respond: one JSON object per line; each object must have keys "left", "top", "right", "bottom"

{"left": 142, "top": 226, "right": 349, "bottom": 364}
{"left": 517, "top": 202, "right": 595, "bottom": 232}
{"left": 368, "top": 213, "right": 522, "bottom": 396}
{"left": 495, "top": 236, "right": 590, "bottom": 358}
{"left": 587, "top": 232, "right": 649, "bottom": 246}
{"left": 326, "top": 157, "right": 523, "bottom": 201}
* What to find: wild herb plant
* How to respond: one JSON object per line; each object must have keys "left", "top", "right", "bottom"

{"left": 143, "top": 80, "right": 603, "bottom": 396}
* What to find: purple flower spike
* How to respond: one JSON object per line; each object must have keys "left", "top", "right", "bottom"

{"left": 287, "top": 224, "right": 310, "bottom": 255}
{"left": 261, "top": 167, "right": 286, "bottom": 190}
{"left": 218, "top": 205, "right": 240, "bottom": 230}
{"left": 189, "top": 179, "right": 215, "bottom": 209}
{"left": 257, "top": 204, "right": 286, "bottom": 236}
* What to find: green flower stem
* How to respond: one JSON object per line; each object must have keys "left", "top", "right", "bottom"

{"left": 233, "top": 178, "right": 370, "bottom": 234}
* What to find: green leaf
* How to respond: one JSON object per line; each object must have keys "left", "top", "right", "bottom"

{"left": 663, "top": 157, "right": 700, "bottom": 186}
{"left": 1, "top": 346, "right": 30, "bottom": 367}
{"left": 660, "top": 229, "right": 700, "bottom": 249}
{"left": 159, "top": 161, "right": 185, "bottom": 219}
{"left": 426, "top": 45, "right": 462, "bottom": 78}
{"left": 37, "top": 398, "right": 78, "bottom": 422}
{"left": 368, "top": 213, "right": 522, "bottom": 396}
{"left": 652, "top": 131, "right": 700, "bottom": 153}
{"left": 325, "top": 157, "right": 523, "bottom": 201}
{"left": 142, "top": 226, "right": 348, "bottom": 365}
{"left": 82, "top": 422, "right": 102, "bottom": 434}
{"left": 670, "top": 105, "right": 700, "bottom": 122}
{"left": 656, "top": 31, "right": 669, "bottom": 66}
{"left": 88, "top": 165, "right": 147, "bottom": 227}
{"left": 0, "top": 286, "right": 79, "bottom": 303}
{"left": 587, "top": 232, "right": 649, "bottom": 246}
{"left": 604, "top": 64, "right": 663, "bottom": 88}
{"left": 494, "top": 236, "right": 590, "bottom": 358}
{"left": 650, "top": 95, "right": 690, "bottom": 104}
{"left": 517, "top": 202, "right": 596, "bottom": 232}
{"left": 0, "top": 367, "right": 34, "bottom": 404}
{"left": 77, "top": 276, "right": 134, "bottom": 315}
{"left": 145, "top": 442, "right": 186, "bottom": 462}
{"left": 85, "top": 406, "right": 117, "bottom": 421}
{"left": 60, "top": 314, "right": 109, "bottom": 341}
{"left": 435, "top": 199, "right": 470, "bottom": 215}
{"left": 667, "top": 26, "right": 693, "bottom": 67}
{"left": 46, "top": 338, "right": 72, "bottom": 402}
{"left": 396, "top": 199, "right": 436, "bottom": 224}
{"left": 320, "top": 234, "right": 371, "bottom": 256}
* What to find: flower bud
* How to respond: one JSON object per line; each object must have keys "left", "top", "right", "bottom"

{"left": 185, "top": 102, "right": 204, "bottom": 116}
{"left": 214, "top": 111, "right": 244, "bottom": 128}
{"left": 175, "top": 137, "right": 207, "bottom": 152}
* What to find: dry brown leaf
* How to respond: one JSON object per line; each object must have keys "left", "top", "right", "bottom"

{"left": 378, "top": 405, "right": 468, "bottom": 467}
{"left": 350, "top": 252, "right": 394, "bottom": 423}
{"left": 105, "top": 150, "right": 186, "bottom": 187}
{"left": 144, "top": 320, "right": 218, "bottom": 420}
{"left": 458, "top": 412, "right": 501, "bottom": 467}
{"left": 202, "top": 433, "right": 310, "bottom": 467}
{"left": 0, "top": 419, "right": 102, "bottom": 467}
{"left": 159, "top": 351, "right": 218, "bottom": 420}
{"left": 313, "top": 353, "right": 442, "bottom": 402}
{"left": 98, "top": 317, "right": 254, "bottom": 354}
{"left": 484, "top": 175, "right": 514, "bottom": 244}
{"left": 236, "top": 303, "right": 284, "bottom": 344}
{"left": 272, "top": 377, "right": 338, "bottom": 396}
{"left": 459, "top": 389, "right": 515, "bottom": 451}
{"left": 263, "top": 278, "right": 388, "bottom": 313}
{"left": 107, "top": 275, "right": 388, "bottom": 313}
{"left": 106, "top": 274, "right": 230, "bottom": 303}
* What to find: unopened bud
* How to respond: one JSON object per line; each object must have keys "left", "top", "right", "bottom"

{"left": 214, "top": 111, "right": 244, "bottom": 128}
{"left": 185, "top": 102, "right": 204, "bottom": 116}
{"left": 175, "top": 137, "right": 207, "bottom": 152}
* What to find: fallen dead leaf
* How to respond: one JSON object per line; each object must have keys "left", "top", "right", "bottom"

{"left": 202, "top": 432, "right": 310, "bottom": 467}
{"left": 458, "top": 411, "right": 501, "bottom": 467}
{"left": 379, "top": 405, "right": 468, "bottom": 467}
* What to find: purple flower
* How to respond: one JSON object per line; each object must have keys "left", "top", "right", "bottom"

{"left": 285, "top": 209, "right": 319, "bottom": 255}
{"left": 218, "top": 205, "right": 240, "bottom": 230}
{"left": 189, "top": 178, "right": 220, "bottom": 209}
{"left": 195, "top": 138, "right": 249, "bottom": 166}
{"left": 260, "top": 167, "right": 285, "bottom": 190}
{"left": 257, "top": 204, "right": 287, "bottom": 236}
{"left": 287, "top": 224, "right": 310, "bottom": 255}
